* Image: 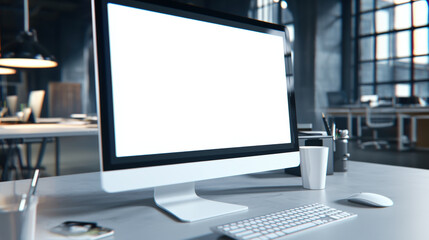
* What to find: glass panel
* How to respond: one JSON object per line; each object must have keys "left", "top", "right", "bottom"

{"left": 282, "top": 8, "right": 294, "bottom": 24}
{"left": 272, "top": 3, "right": 281, "bottom": 24}
{"left": 359, "top": 36, "right": 375, "bottom": 60}
{"left": 360, "top": 85, "right": 374, "bottom": 96}
{"left": 394, "top": 3, "right": 411, "bottom": 30}
{"left": 361, "top": 0, "right": 374, "bottom": 12}
{"left": 376, "top": 0, "right": 394, "bottom": 9}
{"left": 360, "top": 12, "right": 374, "bottom": 35}
{"left": 286, "top": 24, "right": 295, "bottom": 43}
{"left": 394, "top": 0, "right": 411, "bottom": 4}
{"left": 359, "top": 62, "right": 374, "bottom": 83}
{"left": 413, "top": 1, "right": 429, "bottom": 27}
{"left": 395, "top": 30, "right": 411, "bottom": 58}
{"left": 377, "top": 60, "right": 393, "bottom": 82}
{"left": 377, "top": 85, "right": 395, "bottom": 97}
{"left": 414, "top": 81, "right": 429, "bottom": 97}
{"left": 414, "top": 56, "right": 429, "bottom": 80}
{"left": 376, "top": 34, "right": 390, "bottom": 59}
{"left": 377, "top": 59, "right": 411, "bottom": 82}
{"left": 413, "top": 28, "right": 429, "bottom": 55}
{"left": 393, "top": 58, "right": 411, "bottom": 80}
{"left": 375, "top": 9, "right": 391, "bottom": 33}
{"left": 395, "top": 84, "right": 411, "bottom": 97}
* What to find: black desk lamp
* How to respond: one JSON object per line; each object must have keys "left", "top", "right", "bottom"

{"left": 0, "top": 0, "right": 57, "bottom": 68}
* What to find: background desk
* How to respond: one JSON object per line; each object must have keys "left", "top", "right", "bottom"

{"left": 0, "top": 124, "right": 98, "bottom": 179}
{"left": 325, "top": 106, "right": 429, "bottom": 150}
{"left": 1, "top": 161, "right": 428, "bottom": 239}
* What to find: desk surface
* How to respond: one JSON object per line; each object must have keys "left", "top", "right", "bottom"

{"left": 0, "top": 123, "right": 98, "bottom": 139}
{"left": 1, "top": 161, "right": 428, "bottom": 240}
{"left": 326, "top": 105, "right": 429, "bottom": 114}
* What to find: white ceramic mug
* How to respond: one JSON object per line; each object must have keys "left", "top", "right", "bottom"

{"left": 300, "top": 146, "right": 329, "bottom": 190}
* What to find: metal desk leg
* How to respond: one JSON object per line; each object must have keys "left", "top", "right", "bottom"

{"left": 55, "top": 137, "right": 60, "bottom": 176}
{"left": 1, "top": 143, "right": 15, "bottom": 181}
{"left": 347, "top": 112, "right": 352, "bottom": 137}
{"left": 357, "top": 116, "right": 362, "bottom": 144}
{"left": 14, "top": 145, "right": 24, "bottom": 179}
{"left": 411, "top": 116, "right": 417, "bottom": 146}
{"left": 34, "top": 138, "right": 48, "bottom": 170}
{"left": 26, "top": 143, "right": 32, "bottom": 178}
{"left": 397, "top": 114, "right": 409, "bottom": 151}
{"left": 1, "top": 140, "right": 24, "bottom": 180}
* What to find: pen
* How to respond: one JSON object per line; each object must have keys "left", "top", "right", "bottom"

{"left": 321, "top": 113, "right": 331, "bottom": 136}
{"left": 18, "top": 169, "right": 40, "bottom": 211}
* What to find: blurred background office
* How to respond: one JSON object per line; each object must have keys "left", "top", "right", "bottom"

{"left": 0, "top": 0, "right": 428, "bottom": 180}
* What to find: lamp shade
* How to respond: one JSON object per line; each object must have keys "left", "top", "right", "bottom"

{"left": 0, "top": 67, "right": 16, "bottom": 75}
{"left": 0, "top": 30, "right": 57, "bottom": 68}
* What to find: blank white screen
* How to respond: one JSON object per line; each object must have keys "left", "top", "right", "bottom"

{"left": 107, "top": 4, "right": 292, "bottom": 158}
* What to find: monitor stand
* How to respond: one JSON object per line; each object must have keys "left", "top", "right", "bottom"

{"left": 154, "top": 182, "right": 248, "bottom": 222}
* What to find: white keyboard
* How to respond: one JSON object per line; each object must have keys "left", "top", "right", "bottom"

{"left": 212, "top": 203, "right": 357, "bottom": 240}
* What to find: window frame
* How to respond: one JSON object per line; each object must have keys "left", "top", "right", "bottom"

{"left": 353, "top": 0, "right": 429, "bottom": 98}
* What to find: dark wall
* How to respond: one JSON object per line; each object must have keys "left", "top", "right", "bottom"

{"left": 314, "top": 0, "right": 343, "bottom": 129}
{"left": 287, "top": 0, "right": 318, "bottom": 128}
{"left": 284, "top": 0, "right": 343, "bottom": 130}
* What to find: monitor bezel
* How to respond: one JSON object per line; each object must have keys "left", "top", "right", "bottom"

{"left": 93, "top": 0, "right": 299, "bottom": 172}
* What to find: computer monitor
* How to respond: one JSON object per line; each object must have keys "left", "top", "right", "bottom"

{"left": 92, "top": 0, "right": 299, "bottom": 222}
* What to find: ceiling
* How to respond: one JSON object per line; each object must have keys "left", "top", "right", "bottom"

{"left": 0, "top": 0, "right": 89, "bottom": 46}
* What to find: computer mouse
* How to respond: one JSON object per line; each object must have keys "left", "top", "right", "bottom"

{"left": 347, "top": 192, "right": 393, "bottom": 207}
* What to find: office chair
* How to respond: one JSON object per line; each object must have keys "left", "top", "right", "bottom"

{"left": 6, "top": 95, "right": 18, "bottom": 116}
{"left": 360, "top": 107, "right": 395, "bottom": 149}
{"left": 7, "top": 90, "right": 48, "bottom": 179}
{"left": 28, "top": 90, "right": 45, "bottom": 121}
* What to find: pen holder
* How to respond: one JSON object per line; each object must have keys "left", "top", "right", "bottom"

{"left": 0, "top": 195, "right": 38, "bottom": 240}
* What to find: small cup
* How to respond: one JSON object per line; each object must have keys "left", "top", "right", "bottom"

{"left": 300, "top": 146, "right": 329, "bottom": 190}
{"left": 0, "top": 195, "right": 38, "bottom": 240}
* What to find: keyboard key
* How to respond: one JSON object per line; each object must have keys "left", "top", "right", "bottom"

{"left": 242, "top": 232, "right": 262, "bottom": 239}
{"left": 282, "top": 222, "right": 316, "bottom": 234}
{"left": 236, "top": 230, "right": 254, "bottom": 237}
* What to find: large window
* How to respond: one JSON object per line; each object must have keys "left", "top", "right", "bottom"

{"left": 354, "top": 0, "right": 429, "bottom": 98}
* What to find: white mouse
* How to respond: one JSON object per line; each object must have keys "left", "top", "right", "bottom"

{"left": 347, "top": 192, "right": 393, "bottom": 207}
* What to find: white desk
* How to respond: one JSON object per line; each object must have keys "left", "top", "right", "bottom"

{"left": 0, "top": 124, "right": 98, "bottom": 179}
{"left": 1, "top": 161, "right": 428, "bottom": 239}
{"left": 0, "top": 124, "right": 98, "bottom": 139}
{"left": 325, "top": 105, "right": 429, "bottom": 150}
